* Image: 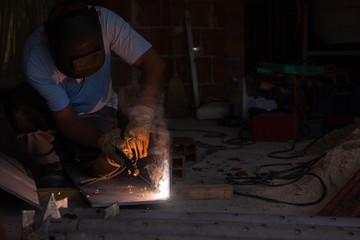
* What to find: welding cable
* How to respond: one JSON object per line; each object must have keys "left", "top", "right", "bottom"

{"left": 79, "top": 148, "right": 140, "bottom": 185}
{"left": 79, "top": 166, "right": 126, "bottom": 185}
{"left": 266, "top": 133, "right": 326, "bottom": 160}
{"left": 229, "top": 163, "right": 309, "bottom": 187}
{"left": 233, "top": 173, "right": 327, "bottom": 207}
{"left": 228, "top": 153, "right": 325, "bottom": 186}
{"left": 79, "top": 158, "right": 127, "bottom": 185}
{"left": 228, "top": 154, "right": 327, "bottom": 206}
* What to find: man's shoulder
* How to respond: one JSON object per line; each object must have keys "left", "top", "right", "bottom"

{"left": 23, "top": 26, "right": 59, "bottom": 81}
{"left": 95, "top": 6, "right": 127, "bottom": 27}
{"left": 23, "top": 26, "right": 49, "bottom": 59}
{"left": 26, "top": 26, "right": 46, "bottom": 47}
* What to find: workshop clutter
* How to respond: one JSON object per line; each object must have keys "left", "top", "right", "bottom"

{"left": 245, "top": 71, "right": 360, "bottom": 142}
{"left": 245, "top": 74, "right": 298, "bottom": 142}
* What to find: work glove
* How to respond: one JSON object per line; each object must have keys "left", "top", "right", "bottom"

{"left": 98, "top": 128, "right": 133, "bottom": 166}
{"left": 123, "top": 106, "right": 154, "bottom": 159}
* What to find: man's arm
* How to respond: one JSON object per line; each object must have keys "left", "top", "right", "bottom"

{"left": 134, "top": 47, "right": 165, "bottom": 109}
{"left": 117, "top": 47, "right": 165, "bottom": 160}
{"left": 52, "top": 103, "right": 102, "bottom": 148}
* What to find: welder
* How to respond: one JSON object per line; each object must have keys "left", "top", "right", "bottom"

{"left": 21, "top": 0, "right": 165, "bottom": 186}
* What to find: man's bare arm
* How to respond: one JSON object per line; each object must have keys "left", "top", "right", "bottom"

{"left": 134, "top": 47, "right": 165, "bottom": 109}
{"left": 52, "top": 103, "right": 102, "bottom": 148}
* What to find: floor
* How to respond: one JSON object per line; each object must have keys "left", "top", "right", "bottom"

{"left": 0, "top": 116, "right": 359, "bottom": 239}
{"left": 161, "top": 117, "right": 328, "bottom": 215}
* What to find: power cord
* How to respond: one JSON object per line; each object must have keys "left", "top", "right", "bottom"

{"left": 228, "top": 153, "right": 327, "bottom": 206}
{"left": 233, "top": 173, "right": 327, "bottom": 207}
{"left": 266, "top": 131, "right": 328, "bottom": 159}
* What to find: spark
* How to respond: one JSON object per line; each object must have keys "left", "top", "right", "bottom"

{"left": 155, "top": 164, "right": 170, "bottom": 199}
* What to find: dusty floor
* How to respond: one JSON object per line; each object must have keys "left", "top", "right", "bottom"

{"left": 1, "top": 116, "right": 360, "bottom": 239}
{"left": 162, "top": 117, "right": 360, "bottom": 216}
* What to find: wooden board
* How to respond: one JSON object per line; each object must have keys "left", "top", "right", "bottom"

{"left": 0, "top": 152, "right": 40, "bottom": 208}
{"left": 63, "top": 162, "right": 170, "bottom": 207}
{"left": 172, "top": 184, "right": 233, "bottom": 200}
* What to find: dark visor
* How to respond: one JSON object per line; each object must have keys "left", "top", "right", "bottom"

{"left": 44, "top": 6, "right": 105, "bottom": 78}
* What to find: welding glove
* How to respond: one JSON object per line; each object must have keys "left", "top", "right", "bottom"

{"left": 98, "top": 128, "right": 132, "bottom": 166}
{"left": 123, "top": 106, "right": 154, "bottom": 159}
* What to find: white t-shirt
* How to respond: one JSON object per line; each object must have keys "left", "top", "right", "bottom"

{"left": 22, "top": 6, "right": 151, "bottom": 115}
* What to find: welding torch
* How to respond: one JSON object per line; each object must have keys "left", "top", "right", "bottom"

{"left": 115, "top": 147, "right": 157, "bottom": 190}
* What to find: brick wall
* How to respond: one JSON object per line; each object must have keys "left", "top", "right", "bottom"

{"left": 98, "top": 0, "right": 244, "bottom": 107}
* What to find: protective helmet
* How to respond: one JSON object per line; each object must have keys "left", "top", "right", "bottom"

{"left": 44, "top": 6, "right": 105, "bottom": 78}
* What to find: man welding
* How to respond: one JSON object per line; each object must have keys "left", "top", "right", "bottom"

{"left": 21, "top": 0, "right": 165, "bottom": 184}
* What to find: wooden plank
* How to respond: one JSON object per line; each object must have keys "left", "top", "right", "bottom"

{"left": 319, "top": 170, "right": 360, "bottom": 216}
{"left": 349, "top": 203, "right": 360, "bottom": 217}
{"left": 172, "top": 184, "right": 233, "bottom": 200}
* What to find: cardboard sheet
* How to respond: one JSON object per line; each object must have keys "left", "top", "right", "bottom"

{"left": 0, "top": 152, "right": 40, "bottom": 208}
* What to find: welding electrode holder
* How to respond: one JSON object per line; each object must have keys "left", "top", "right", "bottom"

{"left": 115, "top": 148, "right": 139, "bottom": 176}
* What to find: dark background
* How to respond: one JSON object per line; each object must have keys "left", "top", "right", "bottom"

{"left": 1, "top": 0, "right": 360, "bottom": 107}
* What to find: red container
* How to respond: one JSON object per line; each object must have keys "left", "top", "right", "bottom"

{"left": 251, "top": 113, "right": 298, "bottom": 142}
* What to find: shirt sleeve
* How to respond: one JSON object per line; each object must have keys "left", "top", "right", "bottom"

{"left": 22, "top": 31, "right": 70, "bottom": 112}
{"left": 26, "top": 65, "right": 70, "bottom": 112}
{"left": 99, "top": 7, "right": 152, "bottom": 64}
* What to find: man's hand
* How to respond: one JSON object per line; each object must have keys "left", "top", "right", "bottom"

{"left": 120, "top": 47, "right": 163, "bottom": 160}
{"left": 123, "top": 106, "right": 154, "bottom": 159}
{"left": 98, "top": 128, "right": 129, "bottom": 166}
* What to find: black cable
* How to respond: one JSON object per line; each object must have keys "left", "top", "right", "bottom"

{"left": 266, "top": 133, "right": 326, "bottom": 159}
{"left": 233, "top": 173, "right": 327, "bottom": 206}
{"left": 228, "top": 153, "right": 325, "bottom": 186}
{"left": 228, "top": 153, "right": 327, "bottom": 206}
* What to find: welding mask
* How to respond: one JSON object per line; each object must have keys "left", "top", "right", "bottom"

{"left": 44, "top": 6, "right": 105, "bottom": 78}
